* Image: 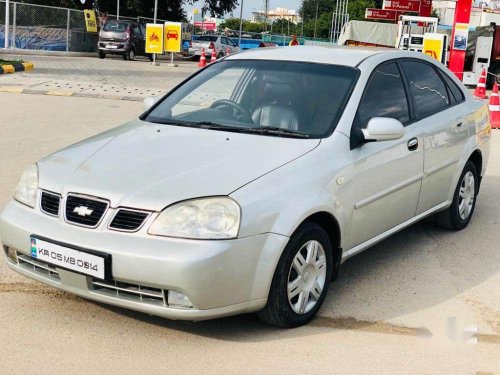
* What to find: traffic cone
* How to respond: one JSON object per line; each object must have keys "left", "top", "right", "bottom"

{"left": 489, "top": 82, "right": 500, "bottom": 129}
{"left": 210, "top": 49, "right": 217, "bottom": 63}
{"left": 198, "top": 48, "right": 207, "bottom": 68}
{"left": 226, "top": 47, "right": 231, "bottom": 56}
{"left": 473, "top": 69, "right": 487, "bottom": 99}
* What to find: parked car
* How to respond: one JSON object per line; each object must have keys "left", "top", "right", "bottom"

{"left": 189, "top": 35, "right": 240, "bottom": 59}
{"left": 98, "top": 20, "right": 152, "bottom": 61}
{"left": 0, "top": 47, "right": 491, "bottom": 328}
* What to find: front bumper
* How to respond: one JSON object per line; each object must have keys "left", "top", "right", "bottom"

{"left": 0, "top": 200, "right": 288, "bottom": 320}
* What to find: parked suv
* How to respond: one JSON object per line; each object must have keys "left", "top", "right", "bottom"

{"left": 98, "top": 20, "right": 152, "bottom": 61}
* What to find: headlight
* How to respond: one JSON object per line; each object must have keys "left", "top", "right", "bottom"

{"left": 14, "top": 164, "right": 39, "bottom": 208}
{"left": 148, "top": 197, "right": 240, "bottom": 240}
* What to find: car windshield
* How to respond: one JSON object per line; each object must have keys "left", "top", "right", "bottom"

{"left": 196, "top": 36, "right": 218, "bottom": 42}
{"left": 103, "top": 20, "right": 129, "bottom": 32}
{"left": 144, "top": 60, "right": 359, "bottom": 138}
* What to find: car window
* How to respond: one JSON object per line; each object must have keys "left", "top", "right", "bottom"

{"left": 227, "top": 38, "right": 236, "bottom": 47}
{"left": 222, "top": 37, "right": 229, "bottom": 45}
{"left": 196, "top": 36, "right": 218, "bottom": 42}
{"left": 145, "top": 60, "right": 359, "bottom": 138}
{"left": 132, "top": 25, "right": 142, "bottom": 37}
{"left": 439, "top": 70, "right": 465, "bottom": 104}
{"left": 140, "top": 24, "right": 146, "bottom": 35}
{"left": 356, "top": 62, "right": 410, "bottom": 129}
{"left": 102, "top": 20, "right": 129, "bottom": 32}
{"left": 400, "top": 60, "right": 450, "bottom": 118}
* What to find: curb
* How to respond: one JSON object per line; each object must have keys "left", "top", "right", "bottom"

{"left": 0, "top": 86, "right": 146, "bottom": 102}
{"left": 0, "top": 62, "right": 34, "bottom": 74}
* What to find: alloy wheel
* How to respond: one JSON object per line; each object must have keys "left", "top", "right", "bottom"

{"left": 287, "top": 240, "right": 327, "bottom": 314}
{"left": 458, "top": 171, "right": 475, "bottom": 220}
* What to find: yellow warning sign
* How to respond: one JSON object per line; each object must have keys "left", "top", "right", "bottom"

{"left": 145, "top": 24, "right": 164, "bottom": 54}
{"left": 84, "top": 10, "right": 98, "bottom": 33}
{"left": 164, "top": 22, "right": 182, "bottom": 53}
{"left": 423, "top": 35, "right": 445, "bottom": 63}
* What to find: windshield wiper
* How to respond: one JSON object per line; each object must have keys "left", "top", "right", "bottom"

{"left": 246, "top": 127, "right": 310, "bottom": 139}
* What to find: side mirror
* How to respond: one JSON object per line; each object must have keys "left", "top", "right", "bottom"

{"left": 143, "top": 96, "right": 159, "bottom": 112}
{"left": 362, "top": 117, "right": 405, "bottom": 142}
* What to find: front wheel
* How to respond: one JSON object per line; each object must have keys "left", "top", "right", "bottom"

{"left": 98, "top": 51, "right": 106, "bottom": 59}
{"left": 433, "top": 161, "right": 478, "bottom": 230}
{"left": 258, "top": 222, "right": 333, "bottom": 328}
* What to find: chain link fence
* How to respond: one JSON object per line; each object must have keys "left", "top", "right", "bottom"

{"left": 0, "top": 1, "right": 144, "bottom": 52}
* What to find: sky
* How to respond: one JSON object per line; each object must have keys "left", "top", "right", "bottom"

{"left": 187, "top": 0, "right": 302, "bottom": 19}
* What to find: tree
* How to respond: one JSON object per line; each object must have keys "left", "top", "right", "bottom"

{"left": 19, "top": 0, "right": 239, "bottom": 21}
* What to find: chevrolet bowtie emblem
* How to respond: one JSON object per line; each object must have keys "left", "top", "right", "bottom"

{"left": 73, "top": 206, "right": 94, "bottom": 217}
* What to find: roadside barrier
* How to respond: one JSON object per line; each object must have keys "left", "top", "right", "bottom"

{"left": 489, "top": 82, "right": 500, "bottom": 129}
{"left": 210, "top": 49, "right": 217, "bottom": 64}
{"left": 198, "top": 48, "right": 207, "bottom": 68}
{"left": 473, "top": 69, "right": 487, "bottom": 99}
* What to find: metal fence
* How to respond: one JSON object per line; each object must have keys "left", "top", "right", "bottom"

{"left": 0, "top": 1, "right": 167, "bottom": 52}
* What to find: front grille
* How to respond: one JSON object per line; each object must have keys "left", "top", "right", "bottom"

{"left": 91, "top": 279, "right": 166, "bottom": 307}
{"left": 17, "top": 252, "right": 60, "bottom": 281}
{"left": 109, "top": 209, "right": 150, "bottom": 232}
{"left": 40, "top": 191, "right": 61, "bottom": 217}
{"left": 65, "top": 195, "right": 109, "bottom": 228}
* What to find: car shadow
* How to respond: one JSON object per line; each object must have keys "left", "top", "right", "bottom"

{"left": 91, "top": 175, "right": 500, "bottom": 342}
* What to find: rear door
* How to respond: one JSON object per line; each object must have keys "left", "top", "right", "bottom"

{"left": 131, "top": 24, "right": 145, "bottom": 55}
{"left": 399, "top": 60, "right": 468, "bottom": 214}
{"left": 346, "top": 61, "right": 424, "bottom": 249}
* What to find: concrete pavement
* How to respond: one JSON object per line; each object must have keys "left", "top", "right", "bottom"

{"left": 0, "top": 53, "right": 199, "bottom": 100}
{"left": 0, "top": 93, "right": 499, "bottom": 374}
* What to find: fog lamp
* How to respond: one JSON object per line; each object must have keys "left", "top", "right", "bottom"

{"left": 5, "top": 246, "right": 17, "bottom": 263}
{"left": 168, "top": 290, "right": 193, "bottom": 309}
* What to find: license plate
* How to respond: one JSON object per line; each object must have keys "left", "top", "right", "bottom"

{"left": 106, "top": 45, "right": 118, "bottom": 49}
{"left": 30, "top": 237, "right": 109, "bottom": 280}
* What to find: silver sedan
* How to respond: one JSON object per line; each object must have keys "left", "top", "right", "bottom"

{"left": 0, "top": 46, "right": 491, "bottom": 327}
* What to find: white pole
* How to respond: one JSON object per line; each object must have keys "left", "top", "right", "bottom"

{"left": 152, "top": 0, "right": 158, "bottom": 65}
{"left": 238, "top": 0, "right": 244, "bottom": 50}
{"left": 117, "top": 0, "right": 120, "bottom": 20}
{"left": 5, "top": 0, "right": 10, "bottom": 49}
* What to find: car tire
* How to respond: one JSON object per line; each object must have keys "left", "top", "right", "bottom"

{"left": 257, "top": 222, "right": 333, "bottom": 328}
{"left": 217, "top": 52, "right": 224, "bottom": 59}
{"left": 125, "top": 48, "right": 136, "bottom": 61}
{"left": 433, "top": 160, "right": 478, "bottom": 230}
{"left": 98, "top": 51, "right": 106, "bottom": 59}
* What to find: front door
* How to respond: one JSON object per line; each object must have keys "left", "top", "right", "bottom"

{"left": 345, "top": 62, "right": 424, "bottom": 249}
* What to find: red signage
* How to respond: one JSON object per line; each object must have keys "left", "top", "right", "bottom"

{"left": 194, "top": 21, "right": 217, "bottom": 31}
{"left": 420, "top": 0, "right": 432, "bottom": 17}
{"left": 365, "top": 8, "right": 398, "bottom": 21}
{"left": 383, "top": 0, "right": 420, "bottom": 13}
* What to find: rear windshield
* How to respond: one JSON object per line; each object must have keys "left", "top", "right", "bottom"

{"left": 196, "top": 36, "right": 218, "bottom": 42}
{"left": 103, "top": 20, "right": 129, "bottom": 32}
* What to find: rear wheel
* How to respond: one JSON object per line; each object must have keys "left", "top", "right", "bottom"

{"left": 217, "top": 52, "right": 224, "bottom": 59}
{"left": 124, "top": 48, "right": 136, "bottom": 61}
{"left": 258, "top": 222, "right": 333, "bottom": 328}
{"left": 433, "top": 161, "right": 478, "bottom": 230}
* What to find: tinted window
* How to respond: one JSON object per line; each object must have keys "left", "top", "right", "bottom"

{"left": 132, "top": 25, "right": 142, "bottom": 37}
{"left": 440, "top": 70, "right": 465, "bottom": 104}
{"left": 357, "top": 62, "right": 410, "bottom": 129}
{"left": 400, "top": 61, "right": 450, "bottom": 118}
{"left": 196, "top": 36, "right": 218, "bottom": 42}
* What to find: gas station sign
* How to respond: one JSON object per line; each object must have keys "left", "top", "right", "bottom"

{"left": 383, "top": 0, "right": 420, "bottom": 13}
{"left": 164, "top": 22, "right": 182, "bottom": 53}
{"left": 194, "top": 22, "right": 217, "bottom": 31}
{"left": 145, "top": 24, "right": 164, "bottom": 54}
{"left": 365, "top": 8, "right": 398, "bottom": 21}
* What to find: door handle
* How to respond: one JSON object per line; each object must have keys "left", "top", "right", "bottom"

{"left": 407, "top": 137, "right": 418, "bottom": 151}
{"left": 456, "top": 122, "right": 463, "bottom": 128}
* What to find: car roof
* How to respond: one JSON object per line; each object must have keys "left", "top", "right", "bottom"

{"left": 226, "top": 45, "right": 395, "bottom": 67}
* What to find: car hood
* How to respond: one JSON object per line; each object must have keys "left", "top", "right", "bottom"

{"left": 38, "top": 120, "right": 320, "bottom": 211}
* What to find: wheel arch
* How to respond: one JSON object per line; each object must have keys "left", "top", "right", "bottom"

{"left": 301, "top": 211, "right": 343, "bottom": 280}
{"left": 468, "top": 149, "right": 483, "bottom": 188}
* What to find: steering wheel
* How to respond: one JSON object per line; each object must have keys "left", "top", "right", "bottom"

{"left": 210, "top": 99, "right": 254, "bottom": 124}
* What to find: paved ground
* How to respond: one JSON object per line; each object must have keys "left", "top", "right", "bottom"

{"left": 0, "top": 92, "right": 499, "bottom": 374}
{"left": 0, "top": 53, "right": 199, "bottom": 100}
